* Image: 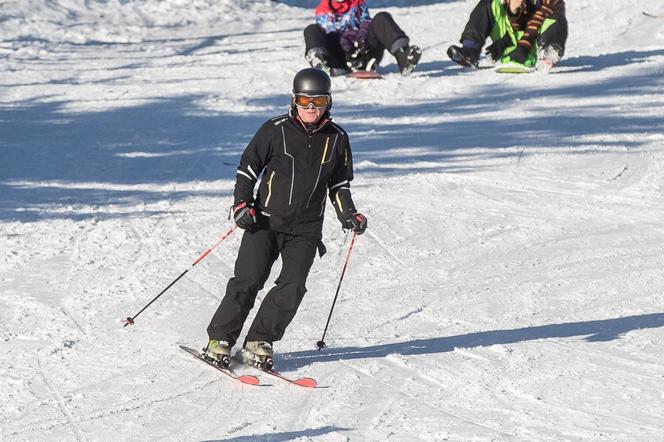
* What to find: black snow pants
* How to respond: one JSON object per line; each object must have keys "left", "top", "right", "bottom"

{"left": 207, "top": 228, "right": 318, "bottom": 347}
{"left": 304, "top": 12, "right": 409, "bottom": 69}
{"left": 460, "top": 0, "right": 568, "bottom": 52}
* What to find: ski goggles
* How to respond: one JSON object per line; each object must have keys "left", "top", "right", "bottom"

{"left": 293, "top": 94, "right": 331, "bottom": 108}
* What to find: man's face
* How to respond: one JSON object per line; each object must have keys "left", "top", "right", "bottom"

{"left": 293, "top": 94, "right": 331, "bottom": 124}
{"left": 297, "top": 104, "right": 327, "bottom": 124}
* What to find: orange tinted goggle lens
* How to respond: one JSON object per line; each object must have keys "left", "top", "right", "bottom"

{"left": 294, "top": 95, "right": 330, "bottom": 107}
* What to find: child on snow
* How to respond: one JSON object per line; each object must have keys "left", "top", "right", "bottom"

{"left": 448, "top": 0, "right": 568, "bottom": 71}
{"left": 303, "top": 0, "right": 422, "bottom": 76}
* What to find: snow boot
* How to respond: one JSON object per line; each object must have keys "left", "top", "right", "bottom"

{"left": 447, "top": 44, "right": 479, "bottom": 69}
{"left": 240, "top": 341, "right": 274, "bottom": 370}
{"left": 306, "top": 48, "right": 332, "bottom": 75}
{"left": 204, "top": 339, "right": 231, "bottom": 367}
{"left": 536, "top": 43, "right": 563, "bottom": 72}
{"left": 394, "top": 45, "right": 422, "bottom": 76}
{"left": 306, "top": 48, "right": 350, "bottom": 77}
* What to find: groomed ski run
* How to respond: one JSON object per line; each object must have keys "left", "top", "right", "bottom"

{"left": 1, "top": 0, "right": 664, "bottom": 440}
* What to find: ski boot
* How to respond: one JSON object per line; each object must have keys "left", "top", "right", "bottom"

{"left": 240, "top": 341, "right": 274, "bottom": 371}
{"left": 395, "top": 45, "right": 422, "bottom": 76}
{"left": 447, "top": 45, "right": 479, "bottom": 69}
{"left": 536, "top": 43, "right": 563, "bottom": 73}
{"left": 204, "top": 339, "right": 231, "bottom": 368}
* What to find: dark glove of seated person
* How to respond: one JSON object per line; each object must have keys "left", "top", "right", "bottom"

{"left": 233, "top": 201, "right": 256, "bottom": 230}
{"left": 509, "top": 44, "right": 530, "bottom": 64}
{"left": 346, "top": 39, "right": 370, "bottom": 70}
{"left": 485, "top": 34, "right": 513, "bottom": 63}
{"left": 341, "top": 212, "right": 368, "bottom": 234}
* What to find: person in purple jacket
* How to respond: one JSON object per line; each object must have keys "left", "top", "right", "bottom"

{"left": 304, "top": 0, "right": 422, "bottom": 76}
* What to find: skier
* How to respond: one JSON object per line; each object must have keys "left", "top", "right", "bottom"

{"left": 205, "top": 68, "right": 368, "bottom": 370}
{"left": 447, "top": 0, "right": 567, "bottom": 71}
{"left": 304, "top": 0, "right": 422, "bottom": 76}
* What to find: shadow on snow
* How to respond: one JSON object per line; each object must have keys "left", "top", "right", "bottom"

{"left": 0, "top": 95, "right": 259, "bottom": 222}
{"left": 559, "top": 48, "right": 664, "bottom": 73}
{"left": 279, "top": 313, "right": 664, "bottom": 370}
{"left": 203, "top": 425, "right": 350, "bottom": 442}
{"left": 1, "top": 50, "right": 662, "bottom": 222}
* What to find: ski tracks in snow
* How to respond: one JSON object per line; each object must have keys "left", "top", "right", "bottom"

{"left": 335, "top": 358, "right": 510, "bottom": 439}
{"left": 35, "top": 348, "right": 86, "bottom": 441}
{"left": 3, "top": 0, "right": 664, "bottom": 439}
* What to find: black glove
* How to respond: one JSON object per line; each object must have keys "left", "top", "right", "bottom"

{"left": 485, "top": 34, "right": 512, "bottom": 63}
{"left": 509, "top": 44, "right": 530, "bottom": 64}
{"left": 346, "top": 39, "right": 370, "bottom": 71}
{"left": 341, "top": 212, "right": 367, "bottom": 234}
{"left": 232, "top": 201, "right": 257, "bottom": 231}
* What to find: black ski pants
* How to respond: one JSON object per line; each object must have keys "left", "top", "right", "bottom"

{"left": 304, "top": 12, "right": 409, "bottom": 69}
{"left": 207, "top": 228, "right": 318, "bottom": 347}
{"left": 460, "top": 0, "right": 568, "bottom": 52}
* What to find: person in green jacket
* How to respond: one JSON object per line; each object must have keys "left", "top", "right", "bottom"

{"left": 447, "top": 0, "right": 567, "bottom": 71}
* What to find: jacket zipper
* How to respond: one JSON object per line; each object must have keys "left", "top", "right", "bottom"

{"left": 306, "top": 136, "right": 334, "bottom": 208}
{"left": 264, "top": 171, "right": 276, "bottom": 207}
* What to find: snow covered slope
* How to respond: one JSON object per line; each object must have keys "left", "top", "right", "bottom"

{"left": 1, "top": 0, "right": 663, "bottom": 440}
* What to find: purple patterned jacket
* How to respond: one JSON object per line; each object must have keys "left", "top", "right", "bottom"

{"left": 314, "top": 0, "right": 372, "bottom": 53}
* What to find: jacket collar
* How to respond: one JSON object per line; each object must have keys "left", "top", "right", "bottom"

{"left": 289, "top": 108, "right": 332, "bottom": 134}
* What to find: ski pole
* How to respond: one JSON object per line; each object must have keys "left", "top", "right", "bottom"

{"left": 316, "top": 231, "right": 358, "bottom": 350}
{"left": 123, "top": 224, "right": 238, "bottom": 327}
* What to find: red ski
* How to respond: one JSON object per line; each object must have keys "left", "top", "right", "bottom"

{"left": 234, "top": 357, "right": 318, "bottom": 388}
{"left": 259, "top": 368, "right": 318, "bottom": 388}
{"left": 179, "top": 345, "right": 261, "bottom": 386}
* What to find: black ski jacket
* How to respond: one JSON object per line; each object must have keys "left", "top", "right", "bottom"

{"left": 234, "top": 112, "right": 357, "bottom": 239}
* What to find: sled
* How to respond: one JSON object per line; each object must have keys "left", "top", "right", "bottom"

{"left": 346, "top": 70, "right": 383, "bottom": 79}
{"left": 495, "top": 64, "right": 535, "bottom": 74}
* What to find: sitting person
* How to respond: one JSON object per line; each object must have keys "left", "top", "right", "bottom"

{"left": 304, "top": 0, "right": 422, "bottom": 76}
{"left": 447, "top": 0, "right": 567, "bottom": 71}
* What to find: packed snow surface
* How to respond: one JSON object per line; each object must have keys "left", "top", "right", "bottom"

{"left": 1, "top": 0, "right": 663, "bottom": 440}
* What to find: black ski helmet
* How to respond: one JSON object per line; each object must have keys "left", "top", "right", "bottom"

{"left": 292, "top": 68, "right": 331, "bottom": 97}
